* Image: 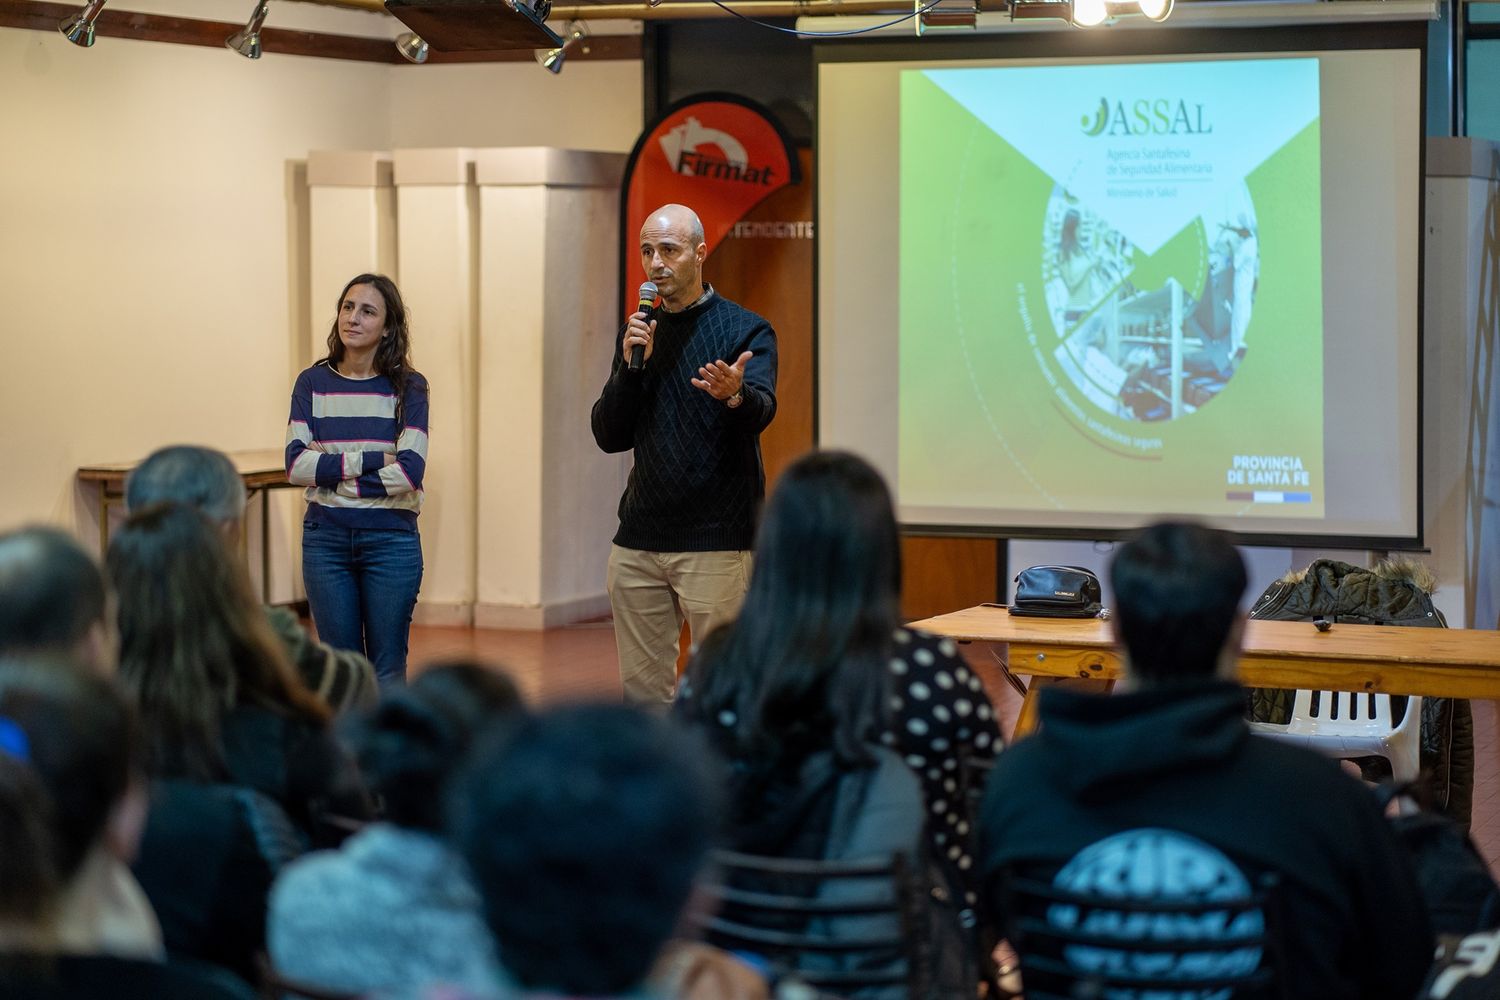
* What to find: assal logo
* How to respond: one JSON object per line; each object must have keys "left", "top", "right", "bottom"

{"left": 658, "top": 116, "right": 777, "bottom": 186}
{"left": 1080, "top": 97, "right": 1213, "bottom": 137}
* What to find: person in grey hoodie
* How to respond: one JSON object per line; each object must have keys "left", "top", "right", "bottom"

{"left": 267, "top": 663, "right": 523, "bottom": 995}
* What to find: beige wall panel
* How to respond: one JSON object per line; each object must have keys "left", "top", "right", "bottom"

{"left": 472, "top": 151, "right": 628, "bottom": 628}
{"left": 394, "top": 153, "right": 477, "bottom": 624}
{"left": 476, "top": 186, "right": 549, "bottom": 611}
{"left": 540, "top": 184, "right": 629, "bottom": 613}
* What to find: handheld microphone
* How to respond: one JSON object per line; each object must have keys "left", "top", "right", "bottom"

{"left": 629, "top": 281, "right": 659, "bottom": 372}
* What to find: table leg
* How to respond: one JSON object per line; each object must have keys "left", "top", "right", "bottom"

{"left": 97, "top": 489, "right": 123, "bottom": 556}
{"left": 241, "top": 486, "right": 273, "bottom": 605}
{"left": 261, "top": 486, "right": 271, "bottom": 605}
{"left": 97, "top": 489, "right": 109, "bottom": 556}
{"left": 1013, "top": 676, "right": 1116, "bottom": 739}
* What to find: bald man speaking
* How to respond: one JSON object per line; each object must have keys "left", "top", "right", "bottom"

{"left": 591, "top": 203, "right": 779, "bottom": 703}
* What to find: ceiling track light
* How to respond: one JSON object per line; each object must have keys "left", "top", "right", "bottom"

{"left": 1069, "top": 0, "right": 1107, "bottom": 26}
{"left": 510, "top": 0, "right": 555, "bottom": 23}
{"left": 1136, "top": 0, "right": 1173, "bottom": 21}
{"left": 536, "top": 21, "right": 587, "bottom": 75}
{"left": 917, "top": 0, "right": 979, "bottom": 33}
{"left": 58, "top": 1, "right": 107, "bottom": 48}
{"left": 1007, "top": 0, "right": 1173, "bottom": 25}
{"left": 226, "top": 0, "right": 272, "bottom": 59}
{"left": 395, "top": 31, "right": 429, "bottom": 63}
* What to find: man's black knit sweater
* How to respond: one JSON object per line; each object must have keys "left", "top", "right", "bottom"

{"left": 591, "top": 288, "right": 778, "bottom": 552}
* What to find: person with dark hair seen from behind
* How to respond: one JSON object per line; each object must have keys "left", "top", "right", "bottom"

{"left": 979, "top": 521, "right": 1433, "bottom": 1000}
{"left": 0, "top": 526, "right": 114, "bottom": 672}
{"left": 0, "top": 659, "right": 255, "bottom": 1000}
{"left": 267, "top": 662, "right": 525, "bottom": 996}
{"left": 287, "top": 273, "right": 429, "bottom": 687}
{"left": 126, "top": 444, "right": 378, "bottom": 713}
{"left": 592, "top": 204, "right": 778, "bottom": 704}
{"left": 107, "top": 503, "right": 371, "bottom": 982}
{"left": 107, "top": 503, "right": 369, "bottom": 841}
{"left": 677, "top": 451, "right": 1001, "bottom": 913}
{"left": 436, "top": 704, "right": 719, "bottom": 1000}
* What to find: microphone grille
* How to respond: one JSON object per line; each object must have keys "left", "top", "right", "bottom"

{"left": 638, "top": 281, "right": 658, "bottom": 300}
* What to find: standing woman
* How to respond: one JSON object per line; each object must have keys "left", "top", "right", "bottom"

{"left": 287, "top": 274, "right": 429, "bottom": 687}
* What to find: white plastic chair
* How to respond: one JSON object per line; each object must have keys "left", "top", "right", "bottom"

{"left": 1248, "top": 691, "right": 1422, "bottom": 783}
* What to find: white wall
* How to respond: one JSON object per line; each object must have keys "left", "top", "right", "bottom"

{"left": 388, "top": 60, "right": 643, "bottom": 152}
{"left": 0, "top": 13, "right": 642, "bottom": 604}
{"left": 1426, "top": 138, "right": 1500, "bottom": 629}
{"left": 0, "top": 30, "right": 392, "bottom": 588}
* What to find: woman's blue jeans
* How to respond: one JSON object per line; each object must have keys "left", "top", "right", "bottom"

{"left": 302, "top": 520, "right": 423, "bottom": 687}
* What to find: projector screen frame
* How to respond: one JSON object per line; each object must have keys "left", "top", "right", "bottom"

{"left": 813, "top": 22, "right": 1429, "bottom": 551}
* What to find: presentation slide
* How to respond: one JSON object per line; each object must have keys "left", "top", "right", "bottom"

{"left": 900, "top": 58, "right": 1325, "bottom": 519}
{"left": 818, "top": 38, "right": 1423, "bottom": 544}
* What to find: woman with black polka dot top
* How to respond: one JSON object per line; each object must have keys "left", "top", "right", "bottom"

{"left": 882, "top": 626, "right": 1002, "bottom": 903}
{"left": 675, "top": 450, "right": 1003, "bottom": 912}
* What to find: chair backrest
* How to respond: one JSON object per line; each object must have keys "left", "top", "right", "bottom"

{"left": 1000, "top": 870, "right": 1284, "bottom": 1000}
{"left": 695, "top": 848, "right": 929, "bottom": 1000}
{"left": 1294, "top": 689, "right": 1396, "bottom": 728}
{"left": 959, "top": 755, "right": 996, "bottom": 835}
{"left": 134, "top": 780, "right": 306, "bottom": 983}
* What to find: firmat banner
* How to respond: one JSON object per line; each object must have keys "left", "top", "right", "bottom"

{"left": 620, "top": 93, "right": 800, "bottom": 316}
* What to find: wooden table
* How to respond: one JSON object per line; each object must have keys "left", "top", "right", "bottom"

{"left": 907, "top": 604, "right": 1500, "bottom": 737}
{"left": 77, "top": 448, "right": 296, "bottom": 603}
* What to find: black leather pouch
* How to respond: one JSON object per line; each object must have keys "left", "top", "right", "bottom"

{"left": 1009, "top": 565, "right": 1104, "bottom": 618}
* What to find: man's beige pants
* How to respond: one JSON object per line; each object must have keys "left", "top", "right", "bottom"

{"left": 607, "top": 544, "right": 752, "bottom": 704}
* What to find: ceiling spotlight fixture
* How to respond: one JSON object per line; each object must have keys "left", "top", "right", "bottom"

{"left": 1006, "top": 0, "right": 1172, "bottom": 25}
{"left": 917, "top": 0, "right": 979, "bottom": 32}
{"left": 536, "top": 21, "right": 587, "bottom": 75}
{"left": 1069, "top": 0, "right": 1108, "bottom": 26}
{"left": 58, "top": 1, "right": 107, "bottom": 48}
{"left": 509, "top": 0, "right": 554, "bottom": 23}
{"left": 395, "top": 31, "right": 429, "bottom": 63}
{"left": 226, "top": 0, "right": 271, "bottom": 59}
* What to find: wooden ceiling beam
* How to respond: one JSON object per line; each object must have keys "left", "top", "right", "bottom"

{"left": 0, "top": 0, "right": 640, "bottom": 60}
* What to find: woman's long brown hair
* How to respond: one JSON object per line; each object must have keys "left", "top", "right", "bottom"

{"left": 108, "top": 503, "right": 330, "bottom": 781}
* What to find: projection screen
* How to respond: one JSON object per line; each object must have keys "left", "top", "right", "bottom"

{"left": 817, "top": 26, "right": 1425, "bottom": 546}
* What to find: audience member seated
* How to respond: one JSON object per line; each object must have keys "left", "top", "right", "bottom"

{"left": 0, "top": 659, "right": 254, "bottom": 1000}
{"left": 131, "top": 777, "right": 302, "bottom": 984}
{"left": 433, "top": 703, "right": 718, "bottom": 1000}
{"left": 0, "top": 528, "right": 193, "bottom": 985}
{"left": 268, "top": 662, "right": 524, "bottom": 995}
{"left": 675, "top": 450, "right": 983, "bottom": 995}
{"left": 0, "top": 527, "right": 114, "bottom": 671}
{"left": 978, "top": 521, "right": 1435, "bottom": 1000}
{"left": 108, "top": 503, "right": 370, "bottom": 838}
{"left": 106, "top": 503, "right": 372, "bottom": 979}
{"left": 679, "top": 451, "right": 1001, "bottom": 897}
{"left": 125, "top": 444, "right": 378, "bottom": 714}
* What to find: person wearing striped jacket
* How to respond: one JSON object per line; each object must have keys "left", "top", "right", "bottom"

{"left": 287, "top": 273, "right": 429, "bottom": 687}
